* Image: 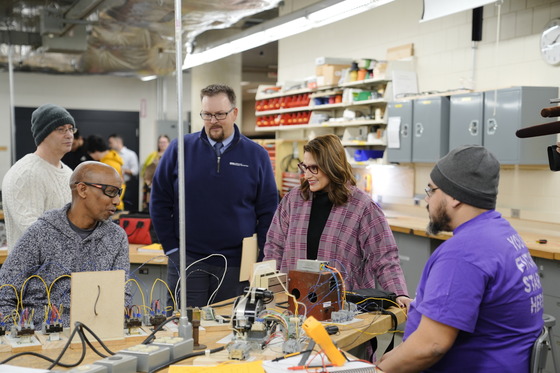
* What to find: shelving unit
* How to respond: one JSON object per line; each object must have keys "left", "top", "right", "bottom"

{"left": 255, "top": 78, "right": 391, "bottom": 174}
{"left": 254, "top": 119, "right": 386, "bottom": 132}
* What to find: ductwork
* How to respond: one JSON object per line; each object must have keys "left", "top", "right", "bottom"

{"left": 0, "top": 0, "right": 282, "bottom": 77}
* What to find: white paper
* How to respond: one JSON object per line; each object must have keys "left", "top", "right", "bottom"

{"left": 391, "top": 70, "right": 418, "bottom": 100}
{"left": 387, "top": 117, "right": 401, "bottom": 149}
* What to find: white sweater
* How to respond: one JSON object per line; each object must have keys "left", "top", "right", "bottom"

{"left": 2, "top": 153, "right": 72, "bottom": 250}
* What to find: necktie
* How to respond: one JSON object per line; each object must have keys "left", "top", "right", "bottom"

{"left": 214, "top": 142, "right": 223, "bottom": 156}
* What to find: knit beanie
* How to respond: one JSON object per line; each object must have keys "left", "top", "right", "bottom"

{"left": 430, "top": 145, "right": 500, "bottom": 209}
{"left": 31, "top": 104, "right": 76, "bottom": 146}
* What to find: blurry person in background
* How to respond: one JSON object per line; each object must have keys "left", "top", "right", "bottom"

{"left": 141, "top": 134, "right": 170, "bottom": 211}
{"left": 108, "top": 134, "right": 139, "bottom": 211}
{"left": 62, "top": 129, "right": 91, "bottom": 170}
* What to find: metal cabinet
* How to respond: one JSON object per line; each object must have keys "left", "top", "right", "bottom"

{"left": 412, "top": 96, "right": 450, "bottom": 163}
{"left": 449, "top": 92, "right": 484, "bottom": 149}
{"left": 129, "top": 263, "right": 168, "bottom": 310}
{"left": 387, "top": 100, "right": 413, "bottom": 163}
{"left": 393, "top": 232, "right": 442, "bottom": 297}
{"left": 483, "top": 86, "right": 558, "bottom": 165}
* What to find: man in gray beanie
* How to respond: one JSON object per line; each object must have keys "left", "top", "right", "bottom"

{"left": 2, "top": 104, "right": 76, "bottom": 251}
{"left": 378, "top": 145, "right": 543, "bottom": 373}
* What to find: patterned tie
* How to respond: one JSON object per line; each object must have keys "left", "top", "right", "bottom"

{"left": 214, "top": 142, "right": 223, "bottom": 157}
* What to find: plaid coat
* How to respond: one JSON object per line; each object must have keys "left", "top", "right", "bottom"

{"left": 264, "top": 185, "right": 408, "bottom": 296}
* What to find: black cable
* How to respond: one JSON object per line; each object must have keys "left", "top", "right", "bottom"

{"left": 79, "top": 327, "right": 109, "bottom": 358}
{"left": 271, "top": 349, "right": 313, "bottom": 362}
{"left": 149, "top": 346, "right": 225, "bottom": 373}
{"left": 340, "top": 349, "right": 351, "bottom": 362}
{"left": 0, "top": 323, "right": 84, "bottom": 368}
{"left": 79, "top": 323, "right": 116, "bottom": 355}
{"left": 47, "top": 323, "right": 87, "bottom": 369}
{"left": 142, "top": 315, "right": 180, "bottom": 344}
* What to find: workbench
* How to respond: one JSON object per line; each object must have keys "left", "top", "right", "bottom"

{"left": 0, "top": 295, "right": 405, "bottom": 372}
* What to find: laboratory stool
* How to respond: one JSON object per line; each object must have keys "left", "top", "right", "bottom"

{"left": 531, "top": 314, "right": 559, "bottom": 373}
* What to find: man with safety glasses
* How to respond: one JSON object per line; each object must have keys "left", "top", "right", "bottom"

{"left": 151, "top": 84, "right": 278, "bottom": 308}
{"left": 0, "top": 161, "right": 131, "bottom": 329}
{"left": 2, "top": 104, "right": 76, "bottom": 251}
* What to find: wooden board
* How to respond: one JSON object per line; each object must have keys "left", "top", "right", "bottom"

{"left": 70, "top": 270, "right": 125, "bottom": 343}
{"left": 387, "top": 43, "right": 414, "bottom": 60}
{"left": 240, "top": 234, "right": 258, "bottom": 282}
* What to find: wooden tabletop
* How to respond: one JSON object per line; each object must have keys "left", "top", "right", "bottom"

{"left": 129, "top": 244, "right": 167, "bottom": 265}
{"left": 386, "top": 214, "right": 560, "bottom": 260}
{"left": 0, "top": 296, "right": 405, "bottom": 371}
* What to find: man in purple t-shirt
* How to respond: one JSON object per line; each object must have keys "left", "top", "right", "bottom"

{"left": 377, "top": 145, "right": 543, "bottom": 373}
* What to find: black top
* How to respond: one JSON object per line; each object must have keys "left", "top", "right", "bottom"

{"left": 307, "top": 190, "right": 333, "bottom": 260}
{"left": 61, "top": 146, "right": 92, "bottom": 170}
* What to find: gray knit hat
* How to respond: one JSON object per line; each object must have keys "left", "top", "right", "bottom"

{"left": 430, "top": 145, "right": 500, "bottom": 209}
{"left": 31, "top": 104, "right": 76, "bottom": 146}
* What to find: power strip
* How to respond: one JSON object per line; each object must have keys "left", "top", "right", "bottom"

{"left": 152, "top": 336, "right": 193, "bottom": 360}
{"left": 92, "top": 354, "right": 137, "bottom": 373}
{"left": 119, "top": 344, "right": 170, "bottom": 372}
{"left": 67, "top": 364, "right": 107, "bottom": 372}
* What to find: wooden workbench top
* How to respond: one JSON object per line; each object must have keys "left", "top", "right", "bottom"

{"left": 385, "top": 211, "right": 560, "bottom": 261}
{"left": 128, "top": 244, "right": 167, "bottom": 265}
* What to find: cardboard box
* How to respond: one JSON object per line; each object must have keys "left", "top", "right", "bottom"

{"left": 315, "top": 64, "right": 349, "bottom": 86}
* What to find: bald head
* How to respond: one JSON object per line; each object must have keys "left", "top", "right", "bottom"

{"left": 71, "top": 161, "right": 121, "bottom": 189}
{"left": 68, "top": 161, "right": 123, "bottom": 226}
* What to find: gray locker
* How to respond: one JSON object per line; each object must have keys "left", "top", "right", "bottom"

{"left": 412, "top": 96, "right": 450, "bottom": 163}
{"left": 393, "top": 232, "right": 441, "bottom": 297}
{"left": 483, "top": 86, "right": 558, "bottom": 165}
{"left": 387, "top": 100, "right": 413, "bottom": 163}
{"left": 449, "top": 92, "right": 484, "bottom": 149}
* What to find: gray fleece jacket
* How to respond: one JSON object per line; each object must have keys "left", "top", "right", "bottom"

{"left": 0, "top": 203, "right": 130, "bottom": 329}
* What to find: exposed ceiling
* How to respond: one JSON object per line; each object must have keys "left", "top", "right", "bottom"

{"left": 0, "top": 0, "right": 281, "bottom": 78}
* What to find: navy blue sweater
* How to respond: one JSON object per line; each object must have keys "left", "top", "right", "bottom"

{"left": 150, "top": 125, "right": 278, "bottom": 266}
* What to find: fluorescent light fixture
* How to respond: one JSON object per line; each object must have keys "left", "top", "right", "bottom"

{"left": 140, "top": 75, "right": 157, "bottom": 81}
{"left": 421, "top": 0, "right": 497, "bottom": 22}
{"left": 183, "top": 0, "right": 394, "bottom": 69}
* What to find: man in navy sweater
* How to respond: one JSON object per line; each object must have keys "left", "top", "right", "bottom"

{"left": 150, "top": 84, "right": 278, "bottom": 307}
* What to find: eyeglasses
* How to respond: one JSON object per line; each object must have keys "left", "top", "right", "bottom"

{"left": 55, "top": 126, "right": 78, "bottom": 135}
{"left": 425, "top": 186, "right": 440, "bottom": 198}
{"left": 298, "top": 162, "right": 320, "bottom": 175}
{"left": 200, "top": 107, "right": 235, "bottom": 121}
{"left": 76, "top": 182, "right": 123, "bottom": 198}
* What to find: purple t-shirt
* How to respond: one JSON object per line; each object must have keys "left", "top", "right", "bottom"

{"left": 404, "top": 210, "right": 543, "bottom": 372}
